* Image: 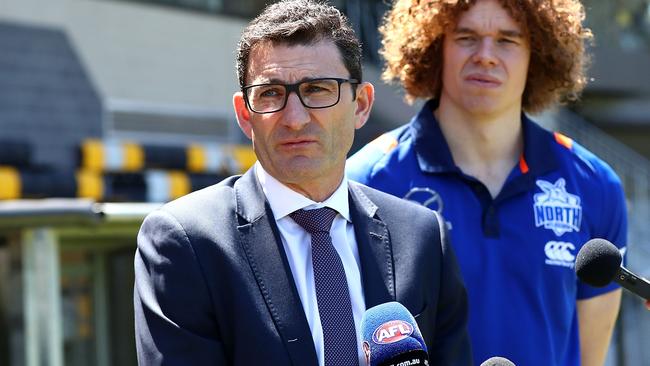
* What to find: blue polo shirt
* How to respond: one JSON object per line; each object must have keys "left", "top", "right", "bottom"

{"left": 347, "top": 100, "right": 627, "bottom": 366}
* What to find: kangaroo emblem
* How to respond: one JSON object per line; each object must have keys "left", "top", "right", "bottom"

{"left": 533, "top": 178, "right": 582, "bottom": 236}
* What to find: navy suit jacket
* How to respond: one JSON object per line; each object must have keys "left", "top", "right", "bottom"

{"left": 134, "top": 169, "right": 472, "bottom": 365}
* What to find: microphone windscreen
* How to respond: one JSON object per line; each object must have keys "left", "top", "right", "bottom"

{"left": 361, "top": 302, "right": 427, "bottom": 366}
{"left": 575, "top": 238, "right": 622, "bottom": 287}
{"left": 480, "top": 357, "right": 516, "bottom": 366}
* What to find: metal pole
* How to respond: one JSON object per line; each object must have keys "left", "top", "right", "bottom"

{"left": 22, "top": 228, "right": 63, "bottom": 366}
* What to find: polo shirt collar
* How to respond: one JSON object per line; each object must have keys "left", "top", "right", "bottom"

{"left": 520, "top": 114, "right": 559, "bottom": 176}
{"left": 411, "top": 99, "right": 559, "bottom": 177}
{"left": 411, "top": 99, "right": 457, "bottom": 174}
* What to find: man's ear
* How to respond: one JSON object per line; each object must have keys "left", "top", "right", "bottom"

{"left": 354, "top": 82, "right": 375, "bottom": 129}
{"left": 233, "top": 91, "right": 253, "bottom": 139}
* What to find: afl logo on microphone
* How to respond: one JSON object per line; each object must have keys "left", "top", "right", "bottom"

{"left": 372, "top": 320, "right": 414, "bottom": 344}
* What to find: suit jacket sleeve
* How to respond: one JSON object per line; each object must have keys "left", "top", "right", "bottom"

{"left": 134, "top": 209, "right": 227, "bottom": 365}
{"left": 431, "top": 211, "right": 473, "bottom": 366}
{"left": 356, "top": 183, "right": 472, "bottom": 365}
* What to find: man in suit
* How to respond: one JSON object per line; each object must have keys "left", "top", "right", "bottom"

{"left": 133, "top": 1, "right": 471, "bottom": 365}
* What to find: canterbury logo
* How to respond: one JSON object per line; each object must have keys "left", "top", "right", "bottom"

{"left": 544, "top": 241, "right": 576, "bottom": 268}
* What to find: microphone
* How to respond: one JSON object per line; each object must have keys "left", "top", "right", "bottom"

{"left": 480, "top": 357, "right": 516, "bottom": 366}
{"left": 575, "top": 238, "right": 650, "bottom": 300}
{"left": 360, "top": 302, "right": 428, "bottom": 366}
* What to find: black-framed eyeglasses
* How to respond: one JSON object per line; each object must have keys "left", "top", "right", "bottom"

{"left": 242, "top": 77, "right": 360, "bottom": 114}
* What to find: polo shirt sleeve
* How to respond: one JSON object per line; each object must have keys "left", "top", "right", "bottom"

{"left": 347, "top": 137, "right": 393, "bottom": 185}
{"left": 576, "top": 166, "right": 628, "bottom": 300}
{"left": 346, "top": 148, "right": 374, "bottom": 184}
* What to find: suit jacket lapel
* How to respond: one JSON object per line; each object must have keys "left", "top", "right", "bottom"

{"left": 349, "top": 182, "right": 395, "bottom": 308}
{"left": 234, "top": 169, "right": 318, "bottom": 366}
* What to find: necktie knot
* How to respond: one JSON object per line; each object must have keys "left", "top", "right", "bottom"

{"left": 289, "top": 207, "right": 338, "bottom": 234}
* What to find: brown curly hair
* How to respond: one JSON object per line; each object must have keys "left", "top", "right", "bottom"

{"left": 380, "top": 0, "right": 593, "bottom": 114}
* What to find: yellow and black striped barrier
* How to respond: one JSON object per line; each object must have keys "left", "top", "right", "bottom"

{"left": 76, "top": 170, "right": 104, "bottom": 200}
{"left": 0, "top": 167, "right": 227, "bottom": 202}
{"left": 0, "top": 140, "right": 33, "bottom": 167}
{"left": 79, "top": 140, "right": 144, "bottom": 172}
{"left": 0, "top": 166, "right": 21, "bottom": 199}
{"left": 0, "top": 167, "right": 80, "bottom": 200}
{"left": 0, "top": 139, "right": 257, "bottom": 202}
{"left": 79, "top": 139, "right": 256, "bottom": 174}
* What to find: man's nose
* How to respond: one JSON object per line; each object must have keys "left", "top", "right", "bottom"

{"left": 472, "top": 38, "right": 498, "bottom": 67}
{"left": 281, "top": 92, "right": 310, "bottom": 129}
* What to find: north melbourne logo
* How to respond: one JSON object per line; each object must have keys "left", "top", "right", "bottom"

{"left": 533, "top": 178, "right": 582, "bottom": 236}
{"left": 544, "top": 241, "right": 576, "bottom": 268}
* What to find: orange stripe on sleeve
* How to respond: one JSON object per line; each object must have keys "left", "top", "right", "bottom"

{"left": 369, "top": 134, "right": 398, "bottom": 154}
{"left": 554, "top": 132, "right": 573, "bottom": 150}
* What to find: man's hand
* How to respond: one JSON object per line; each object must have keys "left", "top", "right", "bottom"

{"left": 645, "top": 299, "right": 650, "bottom": 310}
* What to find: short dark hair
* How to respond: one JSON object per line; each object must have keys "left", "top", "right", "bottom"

{"left": 236, "top": 0, "right": 362, "bottom": 89}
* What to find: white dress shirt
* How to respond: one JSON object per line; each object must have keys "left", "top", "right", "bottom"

{"left": 255, "top": 162, "right": 366, "bottom": 366}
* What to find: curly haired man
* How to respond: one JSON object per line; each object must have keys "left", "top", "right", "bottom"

{"left": 348, "top": 1, "right": 627, "bottom": 365}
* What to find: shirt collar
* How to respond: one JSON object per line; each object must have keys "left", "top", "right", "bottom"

{"left": 255, "top": 162, "right": 351, "bottom": 222}
{"left": 411, "top": 99, "right": 558, "bottom": 176}
{"left": 411, "top": 99, "right": 457, "bottom": 173}
{"left": 520, "top": 114, "right": 559, "bottom": 176}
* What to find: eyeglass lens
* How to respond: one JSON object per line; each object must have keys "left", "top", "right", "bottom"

{"left": 246, "top": 79, "right": 342, "bottom": 113}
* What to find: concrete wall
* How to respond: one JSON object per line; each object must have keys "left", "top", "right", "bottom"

{"left": 0, "top": 0, "right": 245, "bottom": 114}
{"left": 0, "top": 0, "right": 416, "bottom": 144}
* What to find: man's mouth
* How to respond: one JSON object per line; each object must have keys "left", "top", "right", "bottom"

{"left": 279, "top": 138, "right": 317, "bottom": 148}
{"left": 465, "top": 74, "right": 502, "bottom": 87}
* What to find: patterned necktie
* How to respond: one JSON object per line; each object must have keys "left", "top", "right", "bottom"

{"left": 289, "top": 207, "right": 359, "bottom": 366}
